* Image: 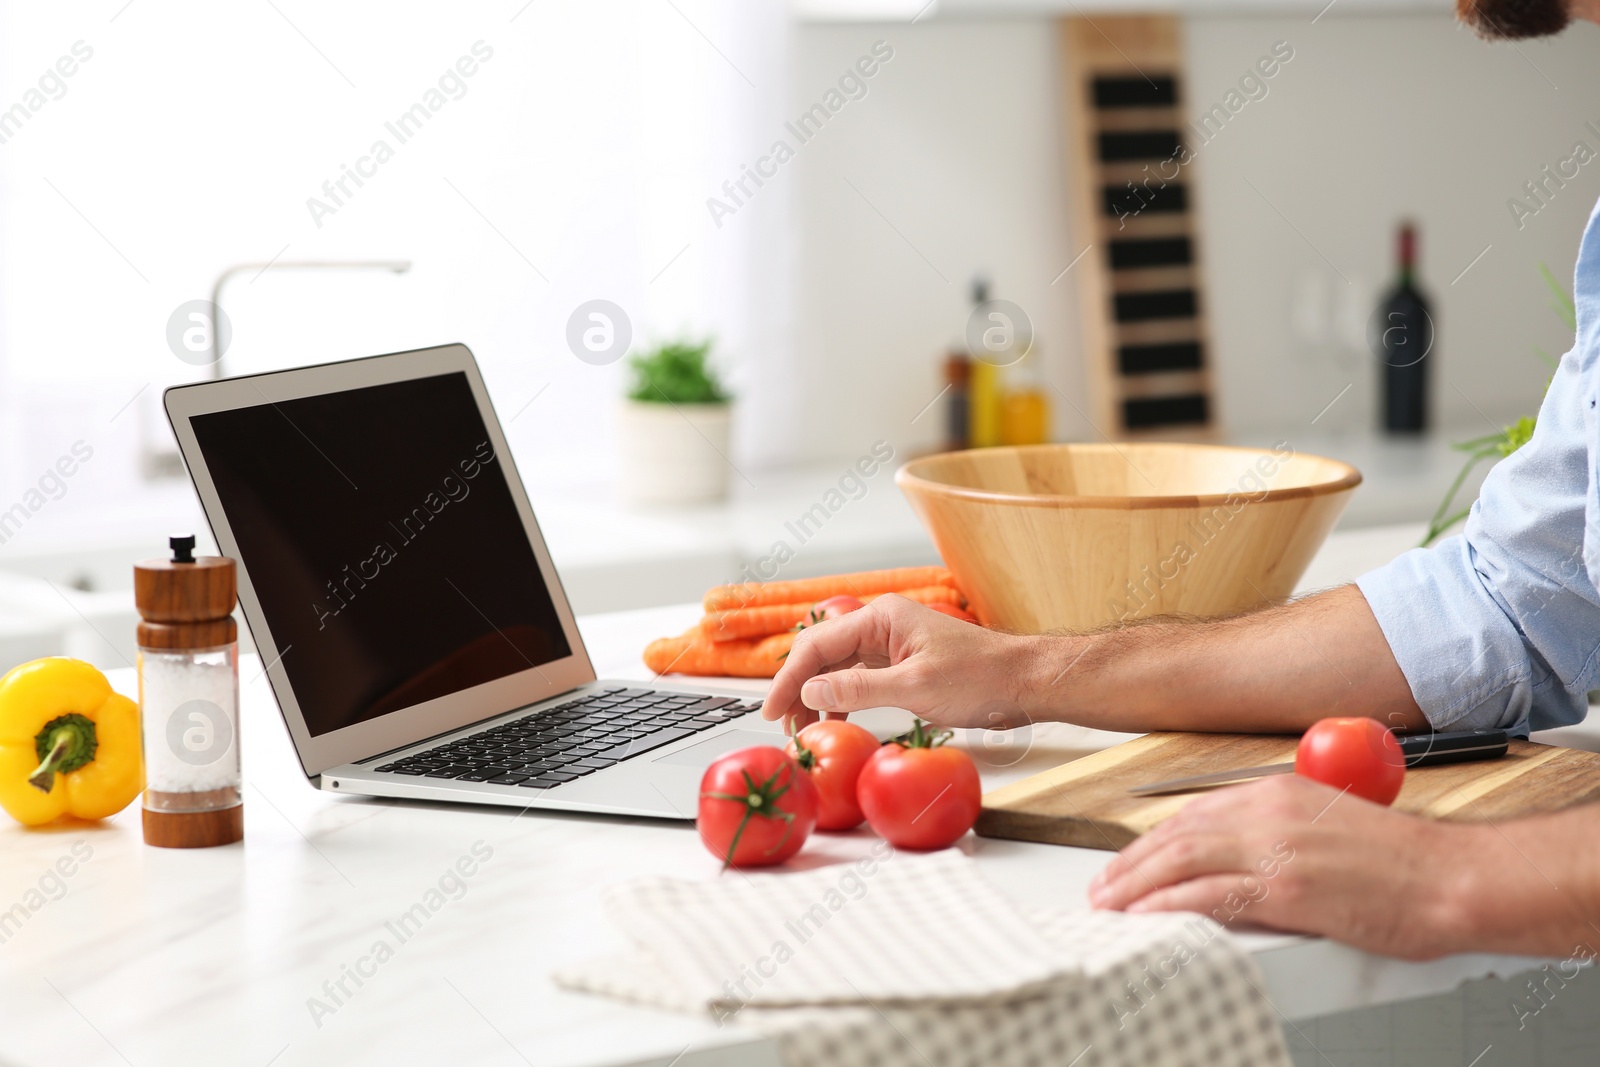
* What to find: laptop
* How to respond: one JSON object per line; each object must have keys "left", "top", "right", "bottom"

{"left": 164, "top": 343, "right": 909, "bottom": 819}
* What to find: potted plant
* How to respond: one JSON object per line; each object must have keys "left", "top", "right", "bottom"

{"left": 617, "top": 339, "right": 733, "bottom": 505}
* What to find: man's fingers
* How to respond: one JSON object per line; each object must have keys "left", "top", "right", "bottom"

{"left": 1093, "top": 806, "right": 1209, "bottom": 883}
{"left": 761, "top": 610, "right": 885, "bottom": 722}
{"left": 1121, "top": 874, "right": 1268, "bottom": 922}
{"left": 1089, "top": 832, "right": 1248, "bottom": 911}
{"left": 801, "top": 661, "right": 925, "bottom": 716}
{"left": 1093, "top": 779, "right": 1295, "bottom": 891}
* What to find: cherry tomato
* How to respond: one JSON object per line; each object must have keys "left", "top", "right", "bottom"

{"left": 925, "top": 602, "right": 979, "bottom": 623}
{"left": 787, "top": 719, "right": 881, "bottom": 831}
{"left": 1294, "top": 717, "right": 1406, "bottom": 806}
{"left": 812, "top": 595, "right": 866, "bottom": 621}
{"left": 697, "top": 746, "right": 817, "bottom": 868}
{"left": 793, "top": 595, "right": 867, "bottom": 634}
{"left": 857, "top": 720, "right": 982, "bottom": 850}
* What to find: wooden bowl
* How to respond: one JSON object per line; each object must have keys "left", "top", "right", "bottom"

{"left": 896, "top": 443, "right": 1361, "bottom": 633}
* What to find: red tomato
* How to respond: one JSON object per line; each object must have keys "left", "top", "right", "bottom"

{"left": 697, "top": 747, "right": 817, "bottom": 868}
{"left": 812, "top": 595, "right": 866, "bottom": 620}
{"left": 1294, "top": 717, "right": 1406, "bottom": 806}
{"left": 794, "top": 595, "right": 867, "bottom": 634}
{"left": 857, "top": 720, "right": 982, "bottom": 850}
{"left": 925, "top": 602, "right": 979, "bottom": 624}
{"left": 787, "top": 719, "right": 881, "bottom": 831}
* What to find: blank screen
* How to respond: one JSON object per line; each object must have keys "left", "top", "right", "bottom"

{"left": 190, "top": 372, "right": 572, "bottom": 737}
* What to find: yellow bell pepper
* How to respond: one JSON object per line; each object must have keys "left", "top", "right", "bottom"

{"left": 0, "top": 658, "right": 143, "bottom": 826}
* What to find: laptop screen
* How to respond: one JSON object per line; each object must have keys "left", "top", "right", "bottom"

{"left": 189, "top": 371, "right": 572, "bottom": 737}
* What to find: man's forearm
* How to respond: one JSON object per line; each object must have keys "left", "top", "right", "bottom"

{"left": 1015, "top": 584, "right": 1429, "bottom": 734}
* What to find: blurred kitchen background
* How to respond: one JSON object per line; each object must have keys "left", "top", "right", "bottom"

{"left": 1, "top": 0, "right": 1596, "bottom": 669}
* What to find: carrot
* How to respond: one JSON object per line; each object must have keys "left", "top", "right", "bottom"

{"left": 700, "top": 602, "right": 816, "bottom": 643}
{"left": 700, "top": 584, "right": 969, "bottom": 643}
{"left": 643, "top": 630, "right": 797, "bottom": 678}
{"left": 867, "top": 585, "right": 966, "bottom": 608}
{"left": 702, "top": 586, "right": 965, "bottom": 642}
{"left": 703, "top": 566, "right": 955, "bottom": 613}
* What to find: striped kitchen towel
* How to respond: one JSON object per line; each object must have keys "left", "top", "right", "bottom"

{"left": 554, "top": 850, "right": 1290, "bottom": 1067}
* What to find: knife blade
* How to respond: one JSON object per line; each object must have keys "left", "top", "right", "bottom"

{"left": 1125, "top": 729, "right": 1511, "bottom": 798}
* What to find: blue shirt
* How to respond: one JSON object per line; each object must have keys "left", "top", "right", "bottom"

{"left": 1356, "top": 196, "right": 1600, "bottom": 734}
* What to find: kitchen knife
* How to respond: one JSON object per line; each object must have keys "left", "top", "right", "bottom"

{"left": 1125, "top": 729, "right": 1511, "bottom": 798}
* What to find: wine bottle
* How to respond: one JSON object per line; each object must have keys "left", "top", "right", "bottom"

{"left": 1375, "top": 222, "right": 1432, "bottom": 433}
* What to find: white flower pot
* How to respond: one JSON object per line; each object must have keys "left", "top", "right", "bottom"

{"left": 616, "top": 400, "right": 733, "bottom": 505}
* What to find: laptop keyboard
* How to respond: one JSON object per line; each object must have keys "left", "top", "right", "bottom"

{"left": 372, "top": 687, "right": 763, "bottom": 790}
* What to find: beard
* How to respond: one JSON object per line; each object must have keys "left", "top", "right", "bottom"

{"left": 1456, "top": 0, "right": 1571, "bottom": 39}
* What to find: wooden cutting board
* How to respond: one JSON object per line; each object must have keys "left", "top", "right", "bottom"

{"left": 975, "top": 732, "right": 1600, "bottom": 851}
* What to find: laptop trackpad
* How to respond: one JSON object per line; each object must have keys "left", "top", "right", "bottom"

{"left": 653, "top": 729, "right": 782, "bottom": 768}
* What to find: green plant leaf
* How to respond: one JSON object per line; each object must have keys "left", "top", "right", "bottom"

{"left": 1540, "top": 263, "right": 1577, "bottom": 333}
{"left": 1496, "top": 415, "right": 1536, "bottom": 458}
{"left": 627, "top": 338, "right": 729, "bottom": 404}
{"left": 1449, "top": 434, "right": 1507, "bottom": 453}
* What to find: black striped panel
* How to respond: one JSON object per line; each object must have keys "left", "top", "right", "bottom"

{"left": 1123, "top": 394, "right": 1210, "bottom": 429}
{"left": 1109, "top": 237, "right": 1192, "bottom": 270}
{"left": 1103, "top": 183, "right": 1188, "bottom": 218}
{"left": 1113, "top": 290, "right": 1197, "bottom": 322}
{"left": 1097, "top": 131, "right": 1182, "bottom": 162}
{"left": 1092, "top": 76, "right": 1178, "bottom": 109}
{"left": 1118, "top": 342, "right": 1204, "bottom": 375}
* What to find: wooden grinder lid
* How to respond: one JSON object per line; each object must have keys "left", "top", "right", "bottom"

{"left": 134, "top": 535, "right": 238, "bottom": 650}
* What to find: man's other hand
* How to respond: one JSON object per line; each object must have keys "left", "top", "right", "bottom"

{"left": 1088, "top": 774, "right": 1477, "bottom": 960}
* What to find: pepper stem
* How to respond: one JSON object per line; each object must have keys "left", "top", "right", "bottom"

{"left": 28, "top": 713, "right": 98, "bottom": 794}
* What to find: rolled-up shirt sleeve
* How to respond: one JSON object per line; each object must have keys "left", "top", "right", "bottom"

{"left": 1354, "top": 200, "right": 1600, "bottom": 735}
{"left": 1356, "top": 533, "right": 1589, "bottom": 735}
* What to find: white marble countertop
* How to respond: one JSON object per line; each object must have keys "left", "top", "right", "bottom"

{"left": 0, "top": 523, "right": 1568, "bottom": 1067}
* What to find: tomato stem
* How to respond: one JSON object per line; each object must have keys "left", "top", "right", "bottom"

{"left": 895, "top": 718, "right": 953, "bottom": 751}
{"left": 790, "top": 609, "right": 825, "bottom": 634}
{"left": 787, "top": 718, "right": 818, "bottom": 772}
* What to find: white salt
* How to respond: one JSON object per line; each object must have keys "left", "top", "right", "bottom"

{"left": 139, "top": 647, "right": 241, "bottom": 798}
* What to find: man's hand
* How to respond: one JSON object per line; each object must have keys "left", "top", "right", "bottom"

{"left": 763, "top": 584, "right": 1427, "bottom": 737}
{"left": 1087, "top": 775, "right": 1476, "bottom": 960}
{"left": 761, "top": 594, "right": 1040, "bottom": 730}
{"left": 758, "top": 590, "right": 1402, "bottom": 736}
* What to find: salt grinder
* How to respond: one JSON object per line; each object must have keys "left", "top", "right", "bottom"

{"left": 135, "top": 535, "right": 243, "bottom": 848}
